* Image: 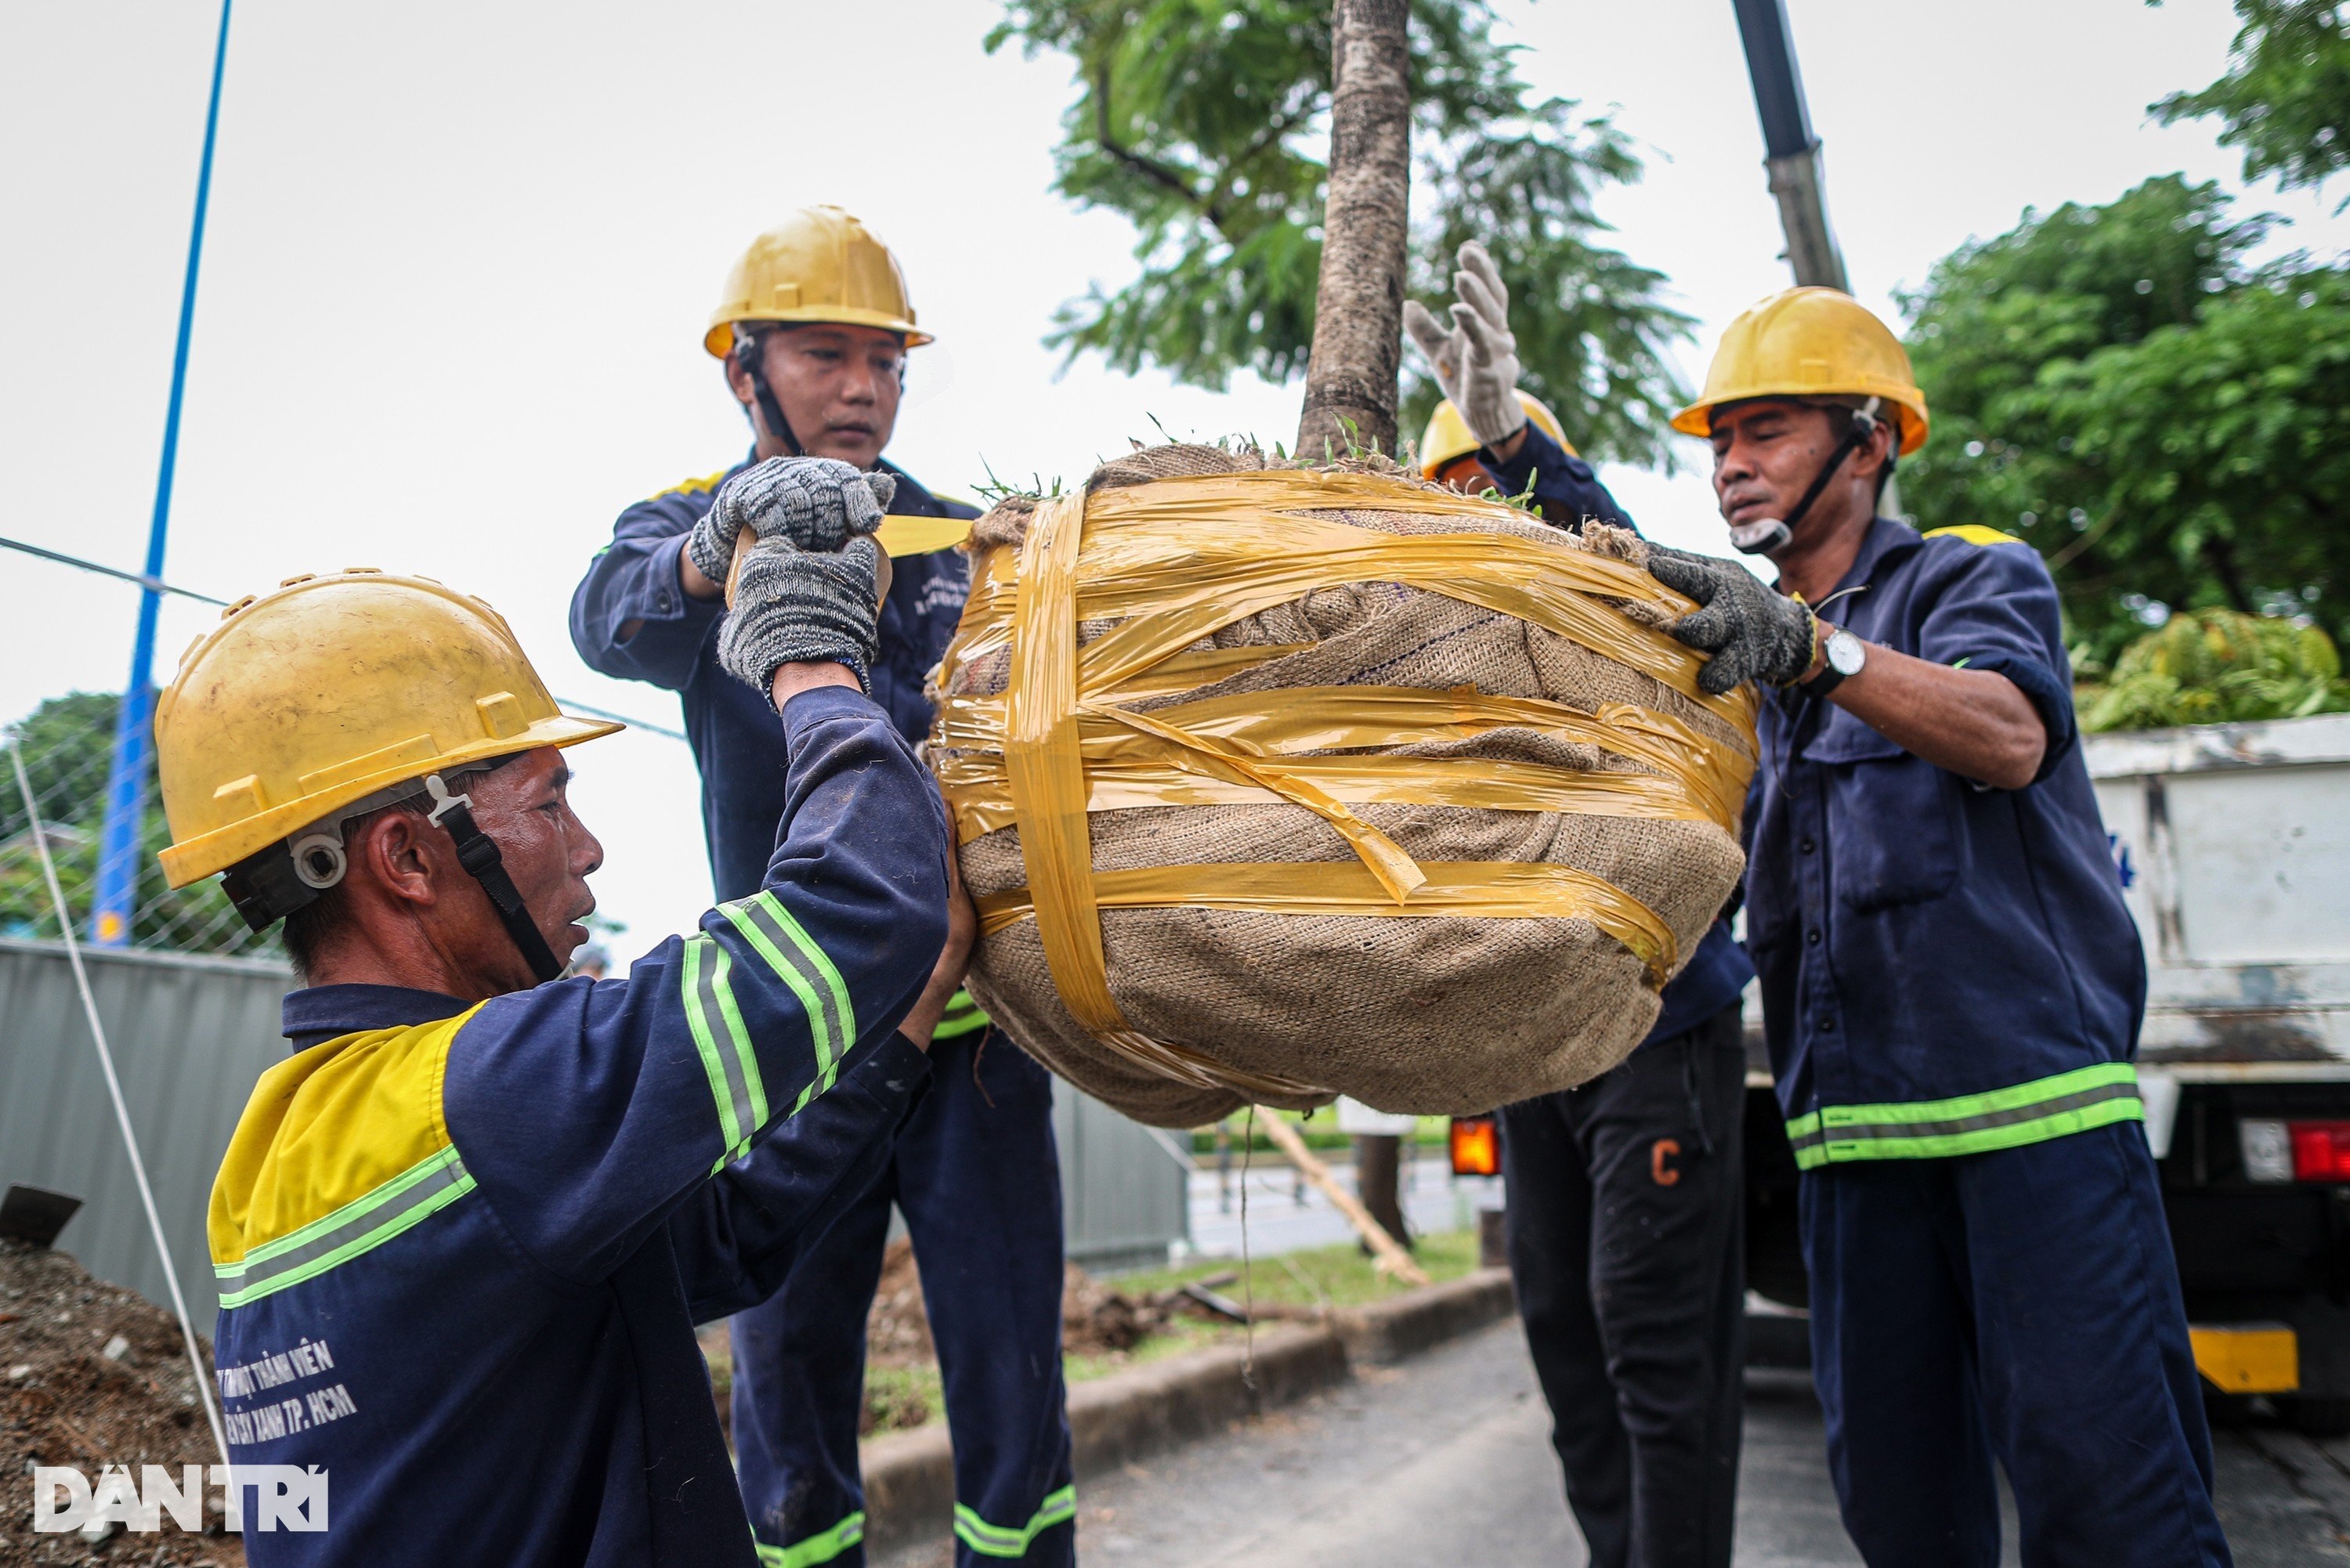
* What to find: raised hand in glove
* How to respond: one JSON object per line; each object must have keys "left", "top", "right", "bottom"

{"left": 687, "top": 456, "right": 897, "bottom": 591}
{"left": 1644, "top": 545, "right": 1819, "bottom": 696}
{"left": 718, "top": 535, "right": 884, "bottom": 702}
{"left": 1402, "top": 240, "right": 1526, "bottom": 449}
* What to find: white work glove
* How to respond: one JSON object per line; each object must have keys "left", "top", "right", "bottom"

{"left": 688, "top": 457, "right": 895, "bottom": 591}
{"left": 1403, "top": 241, "right": 1527, "bottom": 450}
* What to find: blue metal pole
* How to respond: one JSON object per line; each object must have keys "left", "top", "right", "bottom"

{"left": 91, "top": 0, "right": 233, "bottom": 945}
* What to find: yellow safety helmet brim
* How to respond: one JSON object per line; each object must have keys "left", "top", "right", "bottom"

{"left": 704, "top": 204, "right": 934, "bottom": 358}
{"left": 154, "top": 571, "right": 621, "bottom": 890}
{"left": 1672, "top": 287, "right": 1930, "bottom": 456}
{"left": 705, "top": 309, "right": 933, "bottom": 360}
{"left": 1419, "top": 391, "right": 1575, "bottom": 478}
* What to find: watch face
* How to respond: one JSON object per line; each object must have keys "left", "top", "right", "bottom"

{"left": 1828, "top": 630, "right": 1867, "bottom": 676}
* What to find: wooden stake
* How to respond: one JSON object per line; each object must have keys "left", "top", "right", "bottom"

{"left": 1253, "top": 1109, "right": 1432, "bottom": 1286}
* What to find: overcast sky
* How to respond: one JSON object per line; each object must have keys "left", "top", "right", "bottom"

{"left": 4, "top": 0, "right": 2341, "bottom": 963}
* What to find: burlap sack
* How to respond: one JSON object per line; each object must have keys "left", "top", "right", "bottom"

{"left": 931, "top": 444, "right": 1751, "bottom": 1127}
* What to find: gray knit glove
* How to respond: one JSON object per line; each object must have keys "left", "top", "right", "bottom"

{"left": 1402, "top": 241, "right": 1527, "bottom": 448}
{"left": 687, "top": 457, "right": 896, "bottom": 588}
{"left": 1645, "top": 545, "right": 1819, "bottom": 696}
{"left": 718, "top": 536, "right": 884, "bottom": 700}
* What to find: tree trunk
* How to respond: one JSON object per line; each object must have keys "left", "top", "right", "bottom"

{"left": 1296, "top": 0, "right": 1411, "bottom": 461}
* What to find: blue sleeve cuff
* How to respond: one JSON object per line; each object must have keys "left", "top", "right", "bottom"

{"left": 1970, "top": 652, "right": 2077, "bottom": 784}
{"left": 621, "top": 537, "right": 719, "bottom": 629}
{"left": 779, "top": 681, "right": 892, "bottom": 734}
{"left": 1480, "top": 425, "right": 1634, "bottom": 533}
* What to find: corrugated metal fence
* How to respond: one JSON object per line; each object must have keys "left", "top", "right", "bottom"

{"left": 0, "top": 939, "right": 1187, "bottom": 1327}
{"left": 0, "top": 936, "right": 288, "bottom": 1326}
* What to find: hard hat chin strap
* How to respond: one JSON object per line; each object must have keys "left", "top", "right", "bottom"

{"left": 737, "top": 331, "right": 804, "bottom": 458}
{"left": 423, "top": 774, "right": 565, "bottom": 985}
{"left": 1730, "top": 397, "right": 1885, "bottom": 556}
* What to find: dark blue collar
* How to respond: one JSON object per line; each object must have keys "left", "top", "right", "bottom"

{"left": 1827, "top": 515, "right": 1924, "bottom": 603}
{"left": 282, "top": 985, "right": 474, "bottom": 1053}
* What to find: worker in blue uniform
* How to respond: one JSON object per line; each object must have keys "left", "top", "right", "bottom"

{"left": 569, "top": 206, "right": 1074, "bottom": 1568}
{"left": 1647, "top": 287, "right": 2231, "bottom": 1568}
{"left": 153, "top": 484, "right": 970, "bottom": 1566}
{"left": 1408, "top": 247, "right": 1752, "bottom": 1568}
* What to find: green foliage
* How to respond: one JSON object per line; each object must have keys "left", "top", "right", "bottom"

{"left": 1898, "top": 176, "right": 2350, "bottom": 664}
{"left": 985, "top": 0, "right": 1693, "bottom": 467}
{"left": 2079, "top": 608, "right": 2350, "bottom": 730}
{"left": 1, "top": 691, "right": 272, "bottom": 955}
{"left": 2155, "top": 1, "right": 2350, "bottom": 207}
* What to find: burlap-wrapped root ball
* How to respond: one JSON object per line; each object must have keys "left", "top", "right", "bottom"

{"left": 926, "top": 443, "right": 1757, "bottom": 1128}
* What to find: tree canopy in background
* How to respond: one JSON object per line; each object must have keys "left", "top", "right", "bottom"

{"left": 2156, "top": 0, "right": 2350, "bottom": 208}
{"left": 986, "top": 0, "right": 1693, "bottom": 467}
{"left": 1897, "top": 175, "right": 2350, "bottom": 665}
{"left": 2080, "top": 608, "right": 2348, "bottom": 731}
{"left": 1, "top": 691, "right": 269, "bottom": 955}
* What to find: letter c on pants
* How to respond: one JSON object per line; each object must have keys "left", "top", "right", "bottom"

{"left": 1650, "top": 1138, "right": 1681, "bottom": 1186}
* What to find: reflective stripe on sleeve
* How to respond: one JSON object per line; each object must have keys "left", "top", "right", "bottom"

{"left": 930, "top": 988, "right": 990, "bottom": 1042}
{"left": 755, "top": 1512, "right": 865, "bottom": 1568}
{"left": 719, "top": 891, "right": 856, "bottom": 1091}
{"left": 1786, "top": 1061, "right": 2142, "bottom": 1170}
{"left": 953, "top": 1487, "right": 1077, "bottom": 1559}
{"left": 681, "top": 933, "right": 767, "bottom": 1169}
{"left": 215, "top": 1145, "right": 475, "bottom": 1309}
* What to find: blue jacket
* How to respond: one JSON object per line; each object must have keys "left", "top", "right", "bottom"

{"left": 1480, "top": 424, "right": 1636, "bottom": 533}
{"left": 1744, "top": 518, "right": 2146, "bottom": 1169}
{"left": 1485, "top": 425, "right": 1752, "bottom": 1043}
{"left": 205, "top": 687, "right": 948, "bottom": 1567}
{"left": 569, "top": 453, "right": 978, "bottom": 902}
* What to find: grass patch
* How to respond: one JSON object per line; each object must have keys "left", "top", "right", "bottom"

{"left": 1112, "top": 1229, "right": 1482, "bottom": 1318}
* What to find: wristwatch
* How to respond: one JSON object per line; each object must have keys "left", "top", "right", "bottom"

{"left": 1797, "top": 627, "right": 1867, "bottom": 699}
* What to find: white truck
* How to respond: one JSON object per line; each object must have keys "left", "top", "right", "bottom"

{"left": 1744, "top": 710, "right": 2350, "bottom": 1430}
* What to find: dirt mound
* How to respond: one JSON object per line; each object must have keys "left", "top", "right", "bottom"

{"left": 0, "top": 1239, "right": 242, "bottom": 1565}
{"left": 861, "top": 1237, "right": 1168, "bottom": 1367}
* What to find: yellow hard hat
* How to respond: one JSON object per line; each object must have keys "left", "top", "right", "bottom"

{"left": 1419, "top": 391, "right": 1574, "bottom": 478}
{"left": 1672, "top": 287, "right": 1929, "bottom": 456}
{"left": 155, "top": 570, "right": 620, "bottom": 891}
{"left": 705, "top": 205, "right": 931, "bottom": 359}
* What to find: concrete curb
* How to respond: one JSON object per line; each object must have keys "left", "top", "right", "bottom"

{"left": 859, "top": 1266, "right": 1516, "bottom": 1556}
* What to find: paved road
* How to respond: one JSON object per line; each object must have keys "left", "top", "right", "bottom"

{"left": 878, "top": 1319, "right": 2350, "bottom": 1567}
{"left": 1182, "top": 1159, "right": 1494, "bottom": 1262}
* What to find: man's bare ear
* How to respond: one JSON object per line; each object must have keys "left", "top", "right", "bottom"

{"left": 351, "top": 809, "right": 440, "bottom": 911}
{"left": 722, "top": 355, "right": 756, "bottom": 408}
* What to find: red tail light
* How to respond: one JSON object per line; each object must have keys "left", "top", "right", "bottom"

{"left": 2290, "top": 1122, "right": 2350, "bottom": 1182}
{"left": 1451, "top": 1115, "right": 1499, "bottom": 1177}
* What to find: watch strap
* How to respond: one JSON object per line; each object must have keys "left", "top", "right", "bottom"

{"left": 1795, "top": 660, "right": 1847, "bottom": 701}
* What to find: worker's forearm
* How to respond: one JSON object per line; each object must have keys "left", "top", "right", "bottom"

{"left": 678, "top": 534, "right": 722, "bottom": 601}
{"left": 1816, "top": 630, "right": 2047, "bottom": 789}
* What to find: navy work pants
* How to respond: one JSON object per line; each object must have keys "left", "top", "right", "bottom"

{"left": 732, "top": 1027, "right": 1075, "bottom": 1566}
{"left": 1499, "top": 1005, "right": 1747, "bottom": 1568}
{"left": 1802, "top": 1119, "right": 2232, "bottom": 1567}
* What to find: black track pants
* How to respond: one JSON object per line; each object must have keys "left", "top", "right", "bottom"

{"left": 1498, "top": 1006, "right": 1748, "bottom": 1568}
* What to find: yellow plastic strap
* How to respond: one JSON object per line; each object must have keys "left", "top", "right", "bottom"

{"left": 1003, "top": 493, "right": 1118, "bottom": 1038}
{"left": 1002, "top": 493, "right": 1327, "bottom": 1100}
{"left": 932, "top": 687, "right": 1752, "bottom": 842}
{"left": 975, "top": 860, "right": 1679, "bottom": 985}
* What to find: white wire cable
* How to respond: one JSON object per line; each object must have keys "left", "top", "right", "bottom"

{"left": 7, "top": 735, "right": 231, "bottom": 1473}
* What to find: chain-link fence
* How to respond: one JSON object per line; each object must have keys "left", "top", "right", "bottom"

{"left": 2, "top": 688, "right": 274, "bottom": 958}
